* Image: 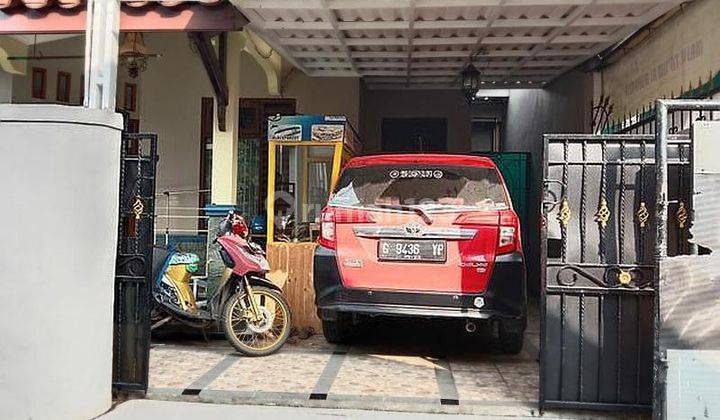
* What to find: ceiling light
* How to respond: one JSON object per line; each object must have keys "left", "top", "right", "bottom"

{"left": 460, "top": 63, "right": 481, "bottom": 104}
{"left": 119, "top": 33, "right": 158, "bottom": 78}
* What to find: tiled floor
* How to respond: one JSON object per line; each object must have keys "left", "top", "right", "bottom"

{"left": 146, "top": 313, "right": 644, "bottom": 418}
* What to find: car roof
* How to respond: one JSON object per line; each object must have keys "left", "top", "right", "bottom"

{"left": 345, "top": 154, "right": 496, "bottom": 169}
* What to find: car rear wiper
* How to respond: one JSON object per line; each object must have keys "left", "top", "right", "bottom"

{"left": 371, "top": 204, "right": 433, "bottom": 224}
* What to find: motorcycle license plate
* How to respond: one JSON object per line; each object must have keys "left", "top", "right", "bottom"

{"left": 378, "top": 239, "right": 446, "bottom": 262}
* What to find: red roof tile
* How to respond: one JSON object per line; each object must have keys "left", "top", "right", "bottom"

{"left": 0, "top": 0, "right": 223, "bottom": 10}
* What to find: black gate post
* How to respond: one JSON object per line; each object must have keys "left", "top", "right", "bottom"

{"left": 112, "top": 132, "right": 158, "bottom": 393}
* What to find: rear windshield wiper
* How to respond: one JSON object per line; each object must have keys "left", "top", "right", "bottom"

{"left": 371, "top": 204, "right": 433, "bottom": 224}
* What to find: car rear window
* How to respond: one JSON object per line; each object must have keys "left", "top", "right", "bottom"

{"left": 329, "top": 164, "right": 508, "bottom": 210}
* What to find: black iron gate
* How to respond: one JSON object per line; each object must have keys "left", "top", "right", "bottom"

{"left": 539, "top": 134, "right": 689, "bottom": 411}
{"left": 112, "top": 131, "right": 158, "bottom": 392}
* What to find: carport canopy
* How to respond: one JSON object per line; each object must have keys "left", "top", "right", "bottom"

{"left": 232, "top": 0, "right": 682, "bottom": 89}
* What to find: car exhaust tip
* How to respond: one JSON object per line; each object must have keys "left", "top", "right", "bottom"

{"left": 465, "top": 321, "right": 477, "bottom": 333}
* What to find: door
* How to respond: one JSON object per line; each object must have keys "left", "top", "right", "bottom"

{"left": 237, "top": 98, "right": 296, "bottom": 217}
{"left": 540, "top": 134, "right": 659, "bottom": 411}
{"left": 381, "top": 118, "right": 447, "bottom": 152}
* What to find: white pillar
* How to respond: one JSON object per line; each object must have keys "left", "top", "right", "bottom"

{"left": 84, "top": 0, "right": 120, "bottom": 109}
{"left": 0, "top": 105, "right": 123, "bottom": 420}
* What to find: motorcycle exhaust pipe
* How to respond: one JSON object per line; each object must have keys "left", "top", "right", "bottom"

{"left": 465, "top": 321, "right": 477, "bottom": 333}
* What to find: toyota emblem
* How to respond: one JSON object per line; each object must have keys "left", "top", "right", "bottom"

{"left": 404, "top": 223, "right": 423, "bottom": 236}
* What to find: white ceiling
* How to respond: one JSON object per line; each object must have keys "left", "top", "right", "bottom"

{"left": 10, "top": 34, "right": 80, "bottom": 45}
{"left": 232, "top": 0, "right": 683, "bottom": 89}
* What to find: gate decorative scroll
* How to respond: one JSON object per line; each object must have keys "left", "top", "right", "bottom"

{"left": 540, "top": 134, "right": 689, "bottom": 411}
{"left": 112, "top": 132, "right": 158, "bottom": 392}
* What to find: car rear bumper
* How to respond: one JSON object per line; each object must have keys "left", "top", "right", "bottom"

{"left": 313, "top": 245, "right": 527, "bottom": 324}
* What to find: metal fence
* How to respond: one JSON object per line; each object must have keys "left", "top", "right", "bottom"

{"left": 154, "top": 189, "right": 210, "bottom": 278}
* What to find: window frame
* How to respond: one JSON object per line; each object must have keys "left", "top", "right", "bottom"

{"left": 56, "top": 71, "right": 72, "bottom": 103}
{"left": 31, "top": 67, "right": 47, "bottom": 99}
{"left": 123, "top": 83, "right": 137, "bottom": 112}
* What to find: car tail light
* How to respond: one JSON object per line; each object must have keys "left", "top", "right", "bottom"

{"left": 319, "top": 207, "right": 336, "bottom": 249}
{"left": 318, "top": 207, "right": 375, "bottom": 250}
{"left": 497, "top": 210, "right": 521, "bottom": 255}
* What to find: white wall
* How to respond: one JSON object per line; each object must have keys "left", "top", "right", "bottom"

{"left": 137, "top": 33, "right": 214, "bottom": 229}
{"left": 9, "top": 33, "right": 213, "bottom": 233}
{"left": 239, "top": 51, "right": 361, "bottom": 128}
{"left": 601, "top": 0, "right": 720, "bottom": 116}
{"left": 0, "top": 105, "right": 122, "bottom": 420}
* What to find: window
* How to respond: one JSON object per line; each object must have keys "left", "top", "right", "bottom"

{"left": 124, "top": 83, "right": 137, "bottom": 112}
{"left": 381, "top": 118, "right": 448, "bottom": 152}
{"left": 330, "top": 165, "right": 508, "bottom": 210}
{"left": 31, "top": 67, "right": 47, "bottom": 99}
{"left": 471, "top": 119, "right": 501, "bottom": 152}
{"left": 56, "top": 72, "right": 71, "bottom": 103}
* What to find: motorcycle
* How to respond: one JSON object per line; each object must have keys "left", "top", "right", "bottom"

{"left": 151, "top": 211, "right": 292, "bottom": 356}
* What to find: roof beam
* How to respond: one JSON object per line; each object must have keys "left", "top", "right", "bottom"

{"left": 319, "top": 0, "right": 360, "bottom": 76}
{"left": 364, "top": 82, "right": 545, "bottom": 91}
{"left": 304, "top": 60, "right": 567, "bottom": 70}
{"left": 281, "top": 37, "right": 342, "bottom": 46}
{"left": 548, "top": 0, "right": 683, "bottom": 83}
{"left": 464, "top": 0, "right": 507, "bottom": 70}
{"left": 339, "top": 21, "right": 409, "bottom": 30}
{"left": 294, "top": 50, "right": 348, "bottom": 58}
{"left": 298, "top": 49, "right": 591, "bottom": 70}
{"left": 228, "top": 1, "right": 310, "bottom": 74}
{"left": 406, "top": 0, "right": 416, "bottom": 86}
{"left": 235, "top": 0, "right": 670, "bottom": 9}
{"left": 351, "top": 51, "right": 407, "bottom": 58}
{"left": 264, "top": 21, "right": 333, "bottom": 30}
{"left": 283, "top": 34, "right": 610, "bottom": 47}
{"left": 504, "top": 0, "right": 597, "bottom": 81}
{"left": 551, "top": 34, "right": 613, "bottom": 44}
{"left": 263, "top": 15, "right": 641, "bottom": 32}
{"left": 535, "top": 48, "right": 592, "bottom": 56}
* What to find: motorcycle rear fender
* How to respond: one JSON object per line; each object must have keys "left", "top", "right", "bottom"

{"left": 246, "top": 275, "right": 283, "bottom": 293}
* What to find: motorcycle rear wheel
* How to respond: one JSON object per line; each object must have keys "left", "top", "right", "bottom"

{"left": 223, "top": 286, "right": 292, "bottom": 356}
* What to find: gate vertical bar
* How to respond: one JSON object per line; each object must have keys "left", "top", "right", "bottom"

{"left": 653, "top": 99, "right": 669, "bottom": 420}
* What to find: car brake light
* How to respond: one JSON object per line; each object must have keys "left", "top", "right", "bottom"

{"left": 319, "top": 208, "right": 336, "bottom": 249}
{"left": 497, "top": 211, "right": 521, "bottom": 255}
{"left": 334, "top": 208, "right": 375, "bottom": 224}
{"left": 318, "top": 207, "right": 375, "bottom": 250}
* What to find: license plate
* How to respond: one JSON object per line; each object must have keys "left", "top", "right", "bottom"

{"left": 378, "top": 239, "right": 447, "bottom": 262}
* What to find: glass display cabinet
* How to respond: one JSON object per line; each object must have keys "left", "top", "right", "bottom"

{"left": 266, "top": 115, "right": 360, "bottom": 244}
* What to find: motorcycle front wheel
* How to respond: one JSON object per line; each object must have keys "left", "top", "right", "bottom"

{"left": 222, "top": 286, "right": 292, "bottom": 356}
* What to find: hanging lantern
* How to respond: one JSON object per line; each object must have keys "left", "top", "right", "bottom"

{"left": 119, "top": 33, "right": 154, "bottom": 78}
{"left": 460, "top": 63, "right": 481, "bottom": 104}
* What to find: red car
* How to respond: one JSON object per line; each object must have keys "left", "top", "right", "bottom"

{"left": 313, "top": 154, "right": 526, "bottom": 353}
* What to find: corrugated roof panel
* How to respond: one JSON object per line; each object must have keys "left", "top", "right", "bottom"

{"left": 236, "top": 0, "right": 680, "bottom": 87}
